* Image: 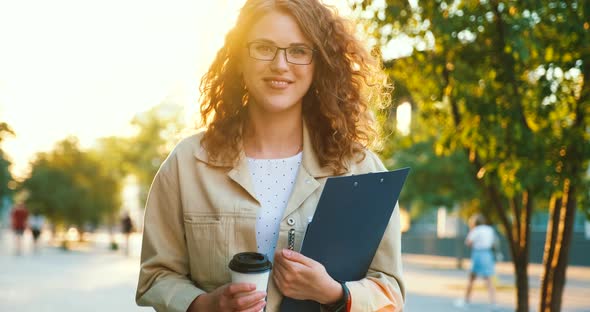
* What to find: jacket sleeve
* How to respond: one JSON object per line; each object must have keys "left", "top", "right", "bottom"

{"left": 345, "top": 152, "right": 405, "bottom": 312}
{"left": 136, "top": 156, "right": 206, "bottom": 312}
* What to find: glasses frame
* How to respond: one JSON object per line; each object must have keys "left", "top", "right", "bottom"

{"left": 246, "top": 41, "right": 316, "bottom": 65}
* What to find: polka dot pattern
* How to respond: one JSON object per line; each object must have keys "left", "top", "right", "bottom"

{"left": 248, "top": 152, "right": 302, "bottom": 262}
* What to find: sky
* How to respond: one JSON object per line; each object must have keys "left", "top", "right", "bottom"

{"left": 0, "top": 0, "right": 243, "bottom": 178}
{"left": 0, "top": 0, "right": 399, "bottom": 179}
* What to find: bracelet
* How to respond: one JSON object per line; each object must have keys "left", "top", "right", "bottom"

{"left": 322, "top": 281, "right": 350, "bottom": 312}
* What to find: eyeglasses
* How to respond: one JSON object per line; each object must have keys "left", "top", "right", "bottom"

{"left": 246, "top": 41, "right": 315, "bottom": 65}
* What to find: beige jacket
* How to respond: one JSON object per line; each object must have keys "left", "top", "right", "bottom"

{"left": 136, "top": 125, "right": 405, "bottom": 312}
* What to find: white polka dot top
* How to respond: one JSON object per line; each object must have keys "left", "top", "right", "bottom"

{"left": 247, "top": 152, "right": 302, "bottom": 262}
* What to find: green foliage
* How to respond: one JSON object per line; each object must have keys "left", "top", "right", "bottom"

{"left": 0, "top": 122, "right": 14, "bottom": 144}
{"left": 580, "top": 176, "right": 590, "bottom": 221}
{"left": 0, "top": 154, "right": 12, "bottom": 199}
{"left": 19, "top": 103, "right": 186, "bottom": 229}
{"left": 355, "top": 1, "right": 590, "bottom": 310}
{"left": 99, "top": 103, "right": 186, "bottom": 207}
{"left": 21, "top": 137, "right": 122, "bottom": 228}
{"left": 356, "top": 0, "right": 590, "bottom": 218}
{"left": 0, "top": 122, "right": 15, "bottom": 201}
{"left": 384, "top": 138, "right": 481, "bottom": 218}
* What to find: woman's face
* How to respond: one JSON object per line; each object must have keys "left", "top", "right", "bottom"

{"left": 241, "top": 10, "right": 315, "bottom": 116}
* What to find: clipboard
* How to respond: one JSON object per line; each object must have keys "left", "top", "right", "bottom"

{"left": 280, "top": 167, "right": 410, "bottom": 311}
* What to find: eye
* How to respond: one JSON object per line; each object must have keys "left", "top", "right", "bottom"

{"left": 254, "top": 43, "right": 274, "bottom": 54}
{"left": 289, "top": 47, "right": 309, "bottom": 57}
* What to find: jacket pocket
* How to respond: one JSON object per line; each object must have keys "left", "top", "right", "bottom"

{"left": 184, "top": 214, "right": 231, "bottom": 291}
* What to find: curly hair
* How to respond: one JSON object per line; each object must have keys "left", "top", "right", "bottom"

{"left": 199, "top": 0, "right": 389, "bottom": 173}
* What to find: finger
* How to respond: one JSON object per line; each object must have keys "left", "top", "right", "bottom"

{"left": 277, "top": 253, "right": 311, "bottom": 275}
{"left": 238, "top": 299, "right": 267, "bottom": 312}
{"left": 272, "top": 262, "right": 288, "bottom": 286}
{"left": 273, "top": 249, "right": 289, "bottom": 268}
{"left": 225, "top": 283, "right": 257, "bottom": 296}
{"left": 273, "top": 255, "right": 294, "bottom": 276}
{"left": 232, "top": 291, "right": 267, "bottom": 310}
{"left": 281, "top": 249, "right": 315, "bottom": 267}
{"left": 274, "top": 248, "right": 284, "bottom": 262}
{"left": 273, "top": 272, "right": 288, "bottom": 297}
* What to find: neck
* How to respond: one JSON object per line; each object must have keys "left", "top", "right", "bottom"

{"left": 243, "top": 107, "right": 303, "bottom": 159}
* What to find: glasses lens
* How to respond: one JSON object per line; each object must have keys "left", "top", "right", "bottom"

{"left": 247, "top": 42, "right": 314, "bottom": 65}
{"left": 249, "top": 42, "right": 277, "bottom": 61}
{"left": 286, "top": 46, "right": 313, "bottom": 65}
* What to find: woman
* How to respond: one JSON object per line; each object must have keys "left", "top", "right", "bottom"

{"left": 136, "top": 0, "right": 404, "bottom": 311}
{"left": 457, "top": 214, "right": 497, "bottom": 308}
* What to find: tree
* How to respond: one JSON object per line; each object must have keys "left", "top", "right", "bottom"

{"left": 91, "top": 103, "right": 186, "bottom": 211}
{"left": 353, "top": 1, "right": 590, "bottom": 311}
{"left": 0, "top": 122, "right": 15, "bottom": 201}
{"left": 22, "top": 137, "right": 122, "bottom": 232}
{"left": 123, "top": 103, "right": 186, "bottom": 207}
{"left": 381, "top": 128, "right": 481, "bottom": 219}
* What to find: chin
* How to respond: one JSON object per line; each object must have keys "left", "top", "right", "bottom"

{"left": 253, "top": 97, "right": 302, "bottom": 114}
{"left": 261, "top": 103, "right": 300, "bottom": 114}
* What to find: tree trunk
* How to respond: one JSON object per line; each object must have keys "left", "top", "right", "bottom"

{"left": 513, "top": 253, "right": 530, "bottom": 312}
{"left": 507, "top": 202, "right": 531, "bottom": 312}
{"left": 456, "top": 234, "right": 464, "bottom": 270}
{"left": 540, "top": 195, "right": 560, "bottom": 311}
{"left": 539, "top": 180, "right": 577, "bottom": 312}
{"left": 488, "top": 187, "right": 531, "bottom": 312}
{"left": 503, "top": 222, "right": 530, "bottom": 312}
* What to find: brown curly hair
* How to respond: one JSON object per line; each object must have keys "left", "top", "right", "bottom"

{"left": 199, "top": 0, "right": 389, "bottom": 173}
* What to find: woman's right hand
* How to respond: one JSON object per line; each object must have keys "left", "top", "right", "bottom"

{"left": 188, "top": 283, "right": 267, "bottom": 312}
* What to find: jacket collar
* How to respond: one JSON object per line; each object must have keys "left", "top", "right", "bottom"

{"left": 193, "top": 120, "right": 341, "bottom": 178}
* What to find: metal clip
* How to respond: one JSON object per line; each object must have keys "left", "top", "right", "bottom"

{"left": 288, "top": 228, "right": 296, "bottom": 250}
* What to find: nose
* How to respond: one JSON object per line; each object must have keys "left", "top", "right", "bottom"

{"left": 270, "top": 49, "right": 289, "bottom": 72}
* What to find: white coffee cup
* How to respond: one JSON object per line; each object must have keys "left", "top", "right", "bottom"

{"left": 228, "top": 252, "right": 272, "bottom": 292}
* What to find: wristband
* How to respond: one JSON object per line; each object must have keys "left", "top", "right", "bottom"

{"left": 322, "top": 281, "right": 350, "bottom": 312}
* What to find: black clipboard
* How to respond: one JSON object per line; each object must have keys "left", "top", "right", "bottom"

{"left": 280, "top": 167, "right": 410, "bottom": 311}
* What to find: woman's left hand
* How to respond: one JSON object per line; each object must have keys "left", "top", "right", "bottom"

{"left": 273, "top": 249, "right": 343, "bottom": 304}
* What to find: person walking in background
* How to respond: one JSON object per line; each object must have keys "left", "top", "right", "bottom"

{"left": 456, "top": 214, "right": 497, "bottom": 309}
{"left": 29, "top": 212, "right": 45, "bottom": 253}
{"left": 136, "top": 0, "right": 404, "bottom": 311}
{"left": 10, "top": 203, "right": 28, "bottom": 255}
{"left": 121, "top": 212, "right": 134, "bottom": 256}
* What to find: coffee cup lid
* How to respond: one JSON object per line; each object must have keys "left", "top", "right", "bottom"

{"left": 229, "top": 252, "right": 272, "bottom": 273}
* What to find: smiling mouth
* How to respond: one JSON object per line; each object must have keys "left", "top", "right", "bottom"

{"left": 264, "top": 79, "right": 292, "bottom": 89}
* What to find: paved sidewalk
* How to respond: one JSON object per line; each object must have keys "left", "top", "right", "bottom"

{"left": 1, "top": 229, "right": 589, "bottom": 311}
{"left": 0, "top": 229, "right": 150, "bottom": 312}
{"left": 402, "top": 254, "right": 590, "bottom": 311}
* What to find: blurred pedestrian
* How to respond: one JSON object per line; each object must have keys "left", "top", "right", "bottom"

{"left": 29, "top": 212, "right": 45, "bottom": 253}
{"left": 121, "top": 212, "right": 134, "bottom": 256}
{"left": 10, "top": 203, "right": 29, "bottom": 255}
{"left": 455, "top": 214, "right": 497, "bottom": 309}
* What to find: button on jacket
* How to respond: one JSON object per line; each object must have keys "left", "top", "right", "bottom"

{"left": 136, "top": 124, "right": 405, "bottom": 312}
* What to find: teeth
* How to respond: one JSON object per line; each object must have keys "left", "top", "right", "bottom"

{"left": 269, "top": 80, "right": 289, "bottom": 86}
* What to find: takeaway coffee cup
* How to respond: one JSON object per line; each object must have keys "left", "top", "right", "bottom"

{"left": 228, "top": 252, "right": 272, "bottom": 292}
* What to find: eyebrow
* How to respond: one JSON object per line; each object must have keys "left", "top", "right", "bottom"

{"left": 250, "top": 38, "right": 312, "bottom": 47}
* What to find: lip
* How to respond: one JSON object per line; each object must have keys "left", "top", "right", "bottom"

{"left": 263, "top": 77, "right": 293, "bottom": 90}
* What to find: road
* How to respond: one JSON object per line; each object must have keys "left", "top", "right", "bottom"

{"left": 1, "top": 229, "right": 588, "bottom": 311}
